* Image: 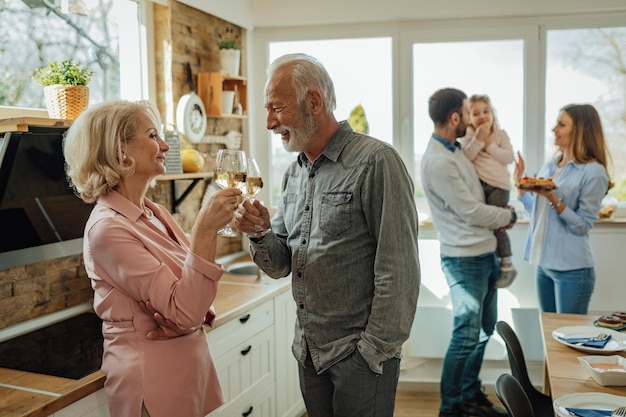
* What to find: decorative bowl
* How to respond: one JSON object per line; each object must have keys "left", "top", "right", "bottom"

{"left": 578, "top": 355, "right": 626, "bottom": 386}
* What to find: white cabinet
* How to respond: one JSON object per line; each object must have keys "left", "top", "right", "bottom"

{"left": 274, "top": 291, "right": 305, "bottom": 417}
{"left": 207, "top": 300, "right": 275, "bottom": 416}
{"left": 206, "top": 290, "right": 305, "bottom": 417}
{"left": 51, "top": 389, "right": 109, "bottom": 417}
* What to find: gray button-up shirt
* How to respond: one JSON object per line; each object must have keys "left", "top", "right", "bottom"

{"left": 250, "top": 121, "right": 420, "bottom": 374}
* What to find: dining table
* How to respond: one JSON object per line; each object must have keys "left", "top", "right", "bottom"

{"left": 540, "top": 312, "right": 626, "bottom": 411}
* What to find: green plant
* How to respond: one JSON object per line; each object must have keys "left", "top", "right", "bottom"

{"left": 217, "top": 26, "right": 240, "bottom": 50}
{"left": 32, "top": 59, "right": 93, "bottom": 86}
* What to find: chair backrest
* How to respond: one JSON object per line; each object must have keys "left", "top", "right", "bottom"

{"left": 495, "top": 321, "right": 532, "bottom": 392}
{"left": 495, "top": 373, "right": 536, "bottom": 417}
{"left": 496, "top": 320, "right": 555, "bottom": 417}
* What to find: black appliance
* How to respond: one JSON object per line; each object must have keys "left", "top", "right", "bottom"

{"left": 0, "top": 126, "right": 94, "bottom": 268}
{"left": 0, "top": 312, "right": 103, "bottom": 380}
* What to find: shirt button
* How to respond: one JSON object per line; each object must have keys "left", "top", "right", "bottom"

{"left": 305, "top": 205, "right": 310, "bottom": 211}
{"left": 301, "top": 238, "right": 306, "bottom": 245}
{"left": 299, "top": 304, "right": 304, "bottom": 309}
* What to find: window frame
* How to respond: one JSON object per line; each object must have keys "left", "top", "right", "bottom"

{"left": 250, "top": 11, "right": 626, "bottom": 209}
{"left": 0, "top": 0, "right": 154, "bottom": 119}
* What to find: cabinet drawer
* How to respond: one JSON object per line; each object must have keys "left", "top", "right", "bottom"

{"left": 209, "top": 380, "right": 275, "bottom": 417}
{"left": 209, "top": 326, "right": 275, "bottom": 414}
{"left": 207, "top": 300, "right": 274, "bottom": 359}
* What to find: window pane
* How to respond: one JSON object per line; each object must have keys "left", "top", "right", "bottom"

{"left": 268, "top": 38, "right": 392, "bottom": 206}
{"left": 0, "top": 0, "right": 145, "bottom": 107}
{"left": 412, "top": 40, "right": 524, "bottom": 212}
{"left": 546, "top": 27, "right": 626, "bottom": 200}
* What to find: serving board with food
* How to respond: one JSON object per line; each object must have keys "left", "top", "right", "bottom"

{"left": 516, "top": 176, "right": 558, "bottom": 190}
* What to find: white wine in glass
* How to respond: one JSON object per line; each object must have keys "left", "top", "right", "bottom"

{"left": 245, "top": 157, "right": 270, "bottom": 237}
{"left": 213, "top": 149, "right": 247, "bottom": 237}
{"left": 246, "top": 158, "right": 264, "bottom": 198}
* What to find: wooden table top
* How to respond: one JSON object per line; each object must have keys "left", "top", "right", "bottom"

{"left": 540, "top": 312, "right": 626, "bottom": 402}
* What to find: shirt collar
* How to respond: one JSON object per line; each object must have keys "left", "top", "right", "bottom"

{"left": 296, "top": 120, "right": 352, "bottom": 167}
{"left": 431, "top": 133, "right": 460, "bottom": 152}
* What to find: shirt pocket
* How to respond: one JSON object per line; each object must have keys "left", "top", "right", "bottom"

{"left": 320, "top": 192, "right": 352, "bottom": 236}
{"left": 282, "top": 193, "right": 299, "bottom": 231}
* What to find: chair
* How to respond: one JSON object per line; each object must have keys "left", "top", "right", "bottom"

{"left": 495, "top": 321, "right": 554, "bottom": 417}
{"left": 495, "top": 373, "right": 535, "bottom": 417}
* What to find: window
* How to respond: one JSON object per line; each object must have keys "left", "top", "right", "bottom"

{"left": 0, "top": 0, "right": 148, "bottom": 108}
{"left": 412, "top": 39, "right": 524, "bottom": 209}
{"left": 267, "top": 37, "right": 392, "bottom": 206}
{"left": 545, "top": 26, "right": 626, "bottom": 200}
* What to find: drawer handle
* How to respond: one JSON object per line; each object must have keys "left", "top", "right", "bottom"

{"left": 242, "top": 406, "right": 253, "bottom": 417}
{"left": 239, "top": 314, "right": 251, "bottom": 324}
{"left": 240, "top": 345, "right": 252, "bottom": 355}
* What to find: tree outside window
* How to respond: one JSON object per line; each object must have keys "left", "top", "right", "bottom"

{"left": 0, "top": 0, "right": 141, "bottom": 108}
{"left": 546, "top": 27, "right": 626, "bottom": 200}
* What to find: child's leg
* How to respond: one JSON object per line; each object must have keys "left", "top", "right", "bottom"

{"left": 482, "top": 183, "right": 517, "bottom": 288}
{"left": 483, "top": 184, "right": 512, "bottom": 257}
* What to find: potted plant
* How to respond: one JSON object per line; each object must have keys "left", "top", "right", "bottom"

{"left": 217, "top": 26, "right": 241, "bottom": 76}
{"left": 32, "top": 59, "right": 93, "bottom": 120}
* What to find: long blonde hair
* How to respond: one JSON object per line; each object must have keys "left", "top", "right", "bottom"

{"left": 63, "top": 100, "right": 161, "bottom": 203}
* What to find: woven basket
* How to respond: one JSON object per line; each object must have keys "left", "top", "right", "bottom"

{"left": 43, "top": 85, "right": 89, "bottom": 120}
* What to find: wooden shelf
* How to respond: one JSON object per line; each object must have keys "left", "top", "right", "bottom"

{"left": 157, "top": 172, "right": 214, "bottom": 212}
{"left": 158, "top": 172, "right": 213, "bottom": 181}
{"left": 197, "top": 72, "right": 247, "bottom": 117}
{"left": 0, "top": 117, "right": 72, "bottom": 133}
{"left": 206, "top": 114, "right": 247, "bottom": 119}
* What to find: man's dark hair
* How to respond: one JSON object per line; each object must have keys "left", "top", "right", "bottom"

{"left": 428, "top": 88, "right": 467, "bottom": 126}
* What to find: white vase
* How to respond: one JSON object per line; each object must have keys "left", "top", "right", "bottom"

{"left": 219, "top": 48, "right": 241, "bottom": 76}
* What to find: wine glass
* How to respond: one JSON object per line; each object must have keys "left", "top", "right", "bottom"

{"left": 245, "top": 157, "right": 271, "bottom": 237}
{"left": 245, "top": 158, "right": 264, "bottom": 200}
{"left": 213, "top": 149, "right": 247, "bottom": 236}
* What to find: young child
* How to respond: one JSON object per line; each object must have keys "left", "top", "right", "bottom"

{"left": 461, "top": 94, "right": 517, "bottom": 288}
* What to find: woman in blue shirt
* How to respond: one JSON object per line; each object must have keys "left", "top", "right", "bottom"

{"left": 515, "top": 104, "right": 612, "bottom": 314}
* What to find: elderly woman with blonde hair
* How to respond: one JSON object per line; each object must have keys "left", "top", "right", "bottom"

{"left": 64, "top": 100, "right": 240, "bottom": 417}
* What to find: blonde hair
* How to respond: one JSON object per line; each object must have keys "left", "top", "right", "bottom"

{"left": 468, "top": 94, "right": 499, "bottom": 132}
{"left": 63, "top": 100, "right": 162, "bottom": 203}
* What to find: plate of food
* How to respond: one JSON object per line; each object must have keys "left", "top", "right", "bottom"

{"left": 516, "top": 176, "right": 557, "bottom": 190}
{"left": 553, "top": 392, "right": 626, "bottom": 417}
{"left": 595, "top": 313, "right": 626, "bottom": 330}
{"left": 552, "top": 326, "right": 626, "bottom": 354}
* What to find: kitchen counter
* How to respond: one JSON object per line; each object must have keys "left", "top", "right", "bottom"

{"left": 0, "top": 253, "right": 290, "bottom": 417}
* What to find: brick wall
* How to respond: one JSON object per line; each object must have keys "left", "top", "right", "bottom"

{"left": 0, "top": 3, "right": 246, "bottom": 330}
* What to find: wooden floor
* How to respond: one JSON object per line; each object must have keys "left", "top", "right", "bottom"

{"left": 298, "top": 390, "right": 444, "bottom": 417}
{"left": 394, "top": 390, "right": 442, "bottom": 417}
{"left": 301, "top": 389, "right": 510, "bottom": 417}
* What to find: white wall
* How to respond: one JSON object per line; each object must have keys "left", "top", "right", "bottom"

{"left": 178, "top": 0, "right": 253, "bottom": 29}
{"left": 247, "top": 0, "right": 626, "bottom": 28}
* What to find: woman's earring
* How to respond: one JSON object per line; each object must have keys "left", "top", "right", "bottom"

{"left": 122, "top": 154, "right": 127, "bottom": 160}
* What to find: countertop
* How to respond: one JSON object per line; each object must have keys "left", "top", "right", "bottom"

{"left": 0, "top": 253, "right": 290, "bottom": 417}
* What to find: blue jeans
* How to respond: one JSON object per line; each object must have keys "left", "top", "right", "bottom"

{"left": 536, "top": 266, "right": 595, "bottom": 314}
{"left": 440, "top": 253, "right": 499, "bottom": 413}
{"left": 298, "top": 346, "right": 400, "bottom": 417}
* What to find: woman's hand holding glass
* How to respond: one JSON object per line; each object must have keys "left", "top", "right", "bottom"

{"left": 213, "top": 149, "right": 247, "bottom": 237}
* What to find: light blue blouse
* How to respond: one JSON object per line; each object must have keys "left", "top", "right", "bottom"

{"left": 519, "top": 157, "right": 608, "bottom": 270}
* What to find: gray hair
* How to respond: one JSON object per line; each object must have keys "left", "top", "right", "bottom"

{"left": 267, "top": 53, "right": 336, "bottom": 111}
